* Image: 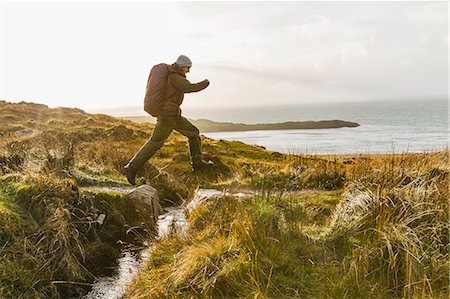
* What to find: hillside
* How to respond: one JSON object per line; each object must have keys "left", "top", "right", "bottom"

{"left": 121, "top": 115, "right": 359, "bottom": 132}
{"left": 0, "top": 100, "right": 448, "bottom": 298}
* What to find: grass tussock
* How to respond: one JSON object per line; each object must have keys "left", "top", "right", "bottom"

{"left": 330, "top": 169, "right": 448, "bottom": 297}
{"left": 0, "top": 174, "right": 160, "bottom": 298}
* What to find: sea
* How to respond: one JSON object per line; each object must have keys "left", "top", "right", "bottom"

{"left": 181, "top": 98, "right": 448, "bottom": 155}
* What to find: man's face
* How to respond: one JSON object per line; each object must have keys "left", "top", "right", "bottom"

{"left": 181, "top": 66, "right": 190, "bottom": 75}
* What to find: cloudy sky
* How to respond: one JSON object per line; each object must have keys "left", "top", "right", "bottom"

{"left": 1, "top": 1, "right": 448, "bottom": 113}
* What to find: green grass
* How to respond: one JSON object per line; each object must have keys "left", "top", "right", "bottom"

{"left": 0, "top": 174, "right": 159, "bottom": 297}
{"left": 0, "top": 100, "right": 448, "bottom": 298}
{"left": 127, "top": 151, "right": 449, "bottom": 298}
{"left": 128, "top": 192, "right": 349, "bottom": 298}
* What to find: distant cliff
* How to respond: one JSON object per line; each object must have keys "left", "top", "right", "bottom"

{"left": 190, "top": 119, "right": 360, "bottom": 132}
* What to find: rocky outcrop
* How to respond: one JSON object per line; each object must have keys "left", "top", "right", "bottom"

{"left": 125, "top": 185, "right": 163, "bottom": 235}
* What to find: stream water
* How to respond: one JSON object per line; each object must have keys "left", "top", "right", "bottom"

{"left": 83, "top": 188, "right": 225, "bottom": 299}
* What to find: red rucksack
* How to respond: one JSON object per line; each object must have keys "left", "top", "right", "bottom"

{"left": 143, "top": 63, "right": 169, "bottom": 117}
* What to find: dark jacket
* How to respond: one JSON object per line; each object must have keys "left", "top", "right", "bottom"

{"left": 161, "top": 63, "right": 209, "bottom": 117}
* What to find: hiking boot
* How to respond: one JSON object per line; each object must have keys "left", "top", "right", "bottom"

{"left": 124, "top": 166, "right": 137, "bottom": 186}
{"left": 192, "top": 159, "right": 215, "bottom": 172}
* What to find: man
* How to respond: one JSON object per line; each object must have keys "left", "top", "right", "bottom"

{"left": 124, "top": 55, "right": 214, "bottom": 185}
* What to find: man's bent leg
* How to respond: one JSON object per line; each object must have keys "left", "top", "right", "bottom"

{"left": 174, "top": 117, "right": 203, "bottom": 163}
{"left": 175, "top": 117, "right": 214, "bottom": 171}
{"left": 126, "top": 119, "right": 174, "bottom": 172}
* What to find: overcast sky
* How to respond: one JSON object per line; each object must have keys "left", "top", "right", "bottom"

{"left": 1, "top": 1, "right": 448, "bottom": 113}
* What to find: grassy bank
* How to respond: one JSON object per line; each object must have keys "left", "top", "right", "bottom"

{"left": 126, "top": 150, "right": 448, "bottom": 298}
{"left": 0, "top": 101, "right": 448, "bottom": 298}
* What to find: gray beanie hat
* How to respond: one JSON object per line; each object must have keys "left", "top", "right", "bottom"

{"left": 176, "top": 55, "right": 192, "bottom": 68}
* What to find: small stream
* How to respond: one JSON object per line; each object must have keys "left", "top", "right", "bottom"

{"left": 83, "top": 189, "right": 225, "bottom": 299}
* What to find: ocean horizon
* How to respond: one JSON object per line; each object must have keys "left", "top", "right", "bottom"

{"left": 190, "top": 98, "right": 448, "bottom": 154}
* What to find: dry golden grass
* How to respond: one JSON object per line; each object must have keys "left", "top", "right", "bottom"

{"left": 0, "top": 101, "right": 448, "bottom": 298}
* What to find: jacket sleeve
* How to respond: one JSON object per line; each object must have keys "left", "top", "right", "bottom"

{"left": 169, "top": 74, "right": 209, "bottom": 93}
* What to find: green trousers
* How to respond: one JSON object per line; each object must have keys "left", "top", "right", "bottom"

{"left": 126, "top": 116, "right": 203, "bottom": 171}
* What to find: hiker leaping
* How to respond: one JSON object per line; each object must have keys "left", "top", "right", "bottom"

{"left": 124, "top": 55, "right": 214, "bottom": 185}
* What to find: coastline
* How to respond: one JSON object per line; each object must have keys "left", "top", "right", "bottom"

{"left": 121, "top": 116, "right": 360, "bottom": 132}
{"left": 311, "top": 149, "right": 449, "bottom": 159}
